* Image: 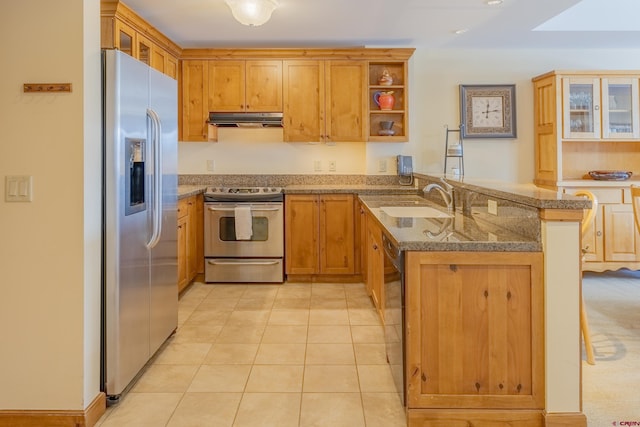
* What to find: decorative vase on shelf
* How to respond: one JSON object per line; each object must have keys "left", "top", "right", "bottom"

{"left": 378, "top": 68, "right": 393, "bottom": 86}
{"left": 373, "top": 91, "right": 395, "bottom": 110}
{"left": 378, "top": 120, "right": 395, "bottom": 136}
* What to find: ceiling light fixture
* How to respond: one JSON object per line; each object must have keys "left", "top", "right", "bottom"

{"left": 454, "top": 28, "right": 469, "bottom": 35}
{"left": 485, "top": 0, "right": 503, "bottom": 5}
{"left": 225, "top": 0, "right": 279, "bottom": 27}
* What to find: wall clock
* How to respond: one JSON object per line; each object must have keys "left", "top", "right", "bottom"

{"left": 460, "top": 84, "right": 516, "bottom": 138}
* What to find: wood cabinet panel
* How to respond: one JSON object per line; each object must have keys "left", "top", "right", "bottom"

{"left": 406, "top": 251, "right": 544, "bottom": 410}
{"left": 245, "top": 60, "right": 283, "bottom": 111}
{"left": 283, "top": 60, "right": 324, "bottom": 142}
{"left": 177, "top": 194, "right": 203, "bottom": 293}
{"left": 285, "top": 194, "right": 355, "bottom": 276}
{"left": 181, "top": 60, "right": 209, "bottom": 142}
{"left": 208, "top": 61, "right": 245, "bottom": 111}
{"left": 207, "top": 60, "right": 282, "bottom": 112}
{"left": 285, "top": 195, "right": 319, "bottom": 274}
{"left": 325, "top": 61, "right": 367, "bottom": 142}
{"left": 177, "top": 214, "right": 188, "bottom": 292}
{"left": 604, "top": 204, "right": 640, "bottom": 261}
{"left": 319, "top": 195, "right": 355, "bottom": 274}
{"left": 366, "top": 214, "right": 384, "bottom": 315}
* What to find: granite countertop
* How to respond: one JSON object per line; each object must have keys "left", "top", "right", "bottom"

{"left": 178, "top": 185, "right": 207, "bottom": 199}
{"left": 283, "top": 184, "right": 419, "bottom": 195}
{"left": 418, "top": 174, "right": 591, "bottom": 210}
{"left": 359, "top": 194, "right": 541, "bottom": 252}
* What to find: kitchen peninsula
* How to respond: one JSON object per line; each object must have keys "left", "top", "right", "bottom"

{"left": 179, "top": 173, "right": 590, "bottom": 427}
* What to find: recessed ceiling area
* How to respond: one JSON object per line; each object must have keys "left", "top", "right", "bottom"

{"left": 123, "top": 0, "right": 640, "bottom": 49}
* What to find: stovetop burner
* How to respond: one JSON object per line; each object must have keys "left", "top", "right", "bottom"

{"left": 204, "top": 186, "right": 284, "bottom": 202}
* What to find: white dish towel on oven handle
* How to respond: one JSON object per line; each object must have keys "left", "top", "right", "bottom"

{"left": 234, "top": 206, "right": 253, "bottom": 240}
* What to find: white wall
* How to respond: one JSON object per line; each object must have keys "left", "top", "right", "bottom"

{"left": 180, "top": 48, "right": 640, "bottom": 183}
{"left": 0, "top": 0, "right": 102, "bottom": 410}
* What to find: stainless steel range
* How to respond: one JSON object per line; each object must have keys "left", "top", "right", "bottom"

{"left": 204, "top": 186, "right": 284, "bottom": 283}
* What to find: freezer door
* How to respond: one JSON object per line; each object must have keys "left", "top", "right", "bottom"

{"left": 148, "top": 67, "right": 178, "bottom": 354}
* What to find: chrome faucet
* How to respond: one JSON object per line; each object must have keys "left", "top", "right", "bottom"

{"left": 423, "top": 177, "right": 454, "bottom": 211}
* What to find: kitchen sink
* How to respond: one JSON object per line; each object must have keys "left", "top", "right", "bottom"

{"left": 380, "top": 206, "right": 452, "bottom": 218}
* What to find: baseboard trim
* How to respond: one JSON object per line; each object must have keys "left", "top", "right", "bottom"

{"left": 543, "top": 411, "right": 587, "bottom": 427}
{"left": 0, "top": 392, "right": 106, "bottom": 427}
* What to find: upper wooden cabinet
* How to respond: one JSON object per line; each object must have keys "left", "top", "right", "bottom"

{"left": 209, "top": 60, "right": 283, "bottom": 112}
{"left": 181, "top": 61, "right": 209, "bottom": 142}
{"left": 178, "top": 48, "right": 414, "bottom": 142}
{"left": 532, "top": 70, "right": 640, "bottom": 186}
{"left": 101, "top": 0, "right": 181, "bottom": 80}
{"left": 282, "top": 60, "right": 367, "bottom": 143}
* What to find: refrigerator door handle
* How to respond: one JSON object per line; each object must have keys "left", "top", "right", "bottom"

{"left": 146, "top": 108, "right": 162, "bottom": 249}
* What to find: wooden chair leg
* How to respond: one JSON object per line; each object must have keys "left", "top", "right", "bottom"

{"left": 581, "top": 293, "right": 595, "bottom": 365}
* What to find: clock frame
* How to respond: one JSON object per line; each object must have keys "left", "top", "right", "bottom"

{"left": 460, "top": 84, "right": 516, "bottom": 138}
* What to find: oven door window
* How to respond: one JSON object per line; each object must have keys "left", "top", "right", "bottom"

{"left": 219, "top": 216, "right": 269, "bottom": 241}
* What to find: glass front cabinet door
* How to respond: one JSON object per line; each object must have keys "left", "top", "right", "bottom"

{"left": 562, "top": 77, "right": 601, "bottom": 139}
{"left": 602, "top": 78, "right": 639, "bottom": 139}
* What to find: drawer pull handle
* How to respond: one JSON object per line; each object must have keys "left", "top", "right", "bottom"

{"left": 208, "top": 260, "right": 280, "bottom": 266}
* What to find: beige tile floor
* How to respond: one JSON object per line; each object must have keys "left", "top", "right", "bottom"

{"left": 96, "top": 271, "right": 639, "bottom": 427}
{"left": 582, "top": 269, "right": 640, "bottom": 426}
{"left": 96, "top": 282, "right": 406, "bottom": 427}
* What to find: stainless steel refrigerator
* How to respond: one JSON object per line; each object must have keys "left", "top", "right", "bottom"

{"left": 101, "top": 49, "right": 178, "bottom": 402}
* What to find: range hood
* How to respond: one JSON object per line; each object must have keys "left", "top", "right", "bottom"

{"left": 208, "top": 112, "right": 283, "bottom": 128}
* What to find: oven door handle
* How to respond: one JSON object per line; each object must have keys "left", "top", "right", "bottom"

{"left": 207, "top": 207, "right": 281, "bottom": 212}
{"left": 207, "top": 260, "right": 281, "bottom": 266}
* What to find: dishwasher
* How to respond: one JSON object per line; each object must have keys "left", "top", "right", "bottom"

{"left": 382, "top": 233, "right": 406, "bottom": 406}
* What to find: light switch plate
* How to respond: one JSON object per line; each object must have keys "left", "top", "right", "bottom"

{"left": 378, "top": 159, "right": 387, "bottom": 172}
{"left": 5, "top": 175, "right": 33, "bottom": 202}
{"left": 328, "top": 160, "right": 336, "bottom": 172}
{"left": 313, "top": 160, "right": 322, "bottom": 171}
{"left": 206, "top": 160, "right": 215, "bottom": 172}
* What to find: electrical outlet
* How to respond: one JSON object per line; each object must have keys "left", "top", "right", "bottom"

{"left": 314, "top": 160, "right": 322, "bottom": 171}
{"left": 206, "top": 160, "right": 215, "bottom": 172}
{"left": 488, "top": 199, "right": 498, "bottom": 215}
{"left": 378, "top": 159, "right": 387, "bottom": 172}
{"left": 328, "top": 160, "right": 336, "bottom": 172}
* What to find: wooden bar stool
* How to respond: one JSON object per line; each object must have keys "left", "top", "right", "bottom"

{"left": 631, "top": 185, "right": 640, "bottom": 233}
{"left": 575, "top": 190, "right": 598, "bottom": 365}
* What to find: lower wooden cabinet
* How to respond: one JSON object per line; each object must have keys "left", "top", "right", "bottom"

{"left": 285, "top": 194, "right": 355, "bottom": 277}
{"left": 405, "top": 251, "right": 544, "bottom": 423}
{"left": 566, "top": 187, "right": 640, "bottom": 271}
{"left": 366, "top": 214, "right": 384, "bottom": 318}
{"left": 177, "top": 194, "right": 204, "bottom": 293}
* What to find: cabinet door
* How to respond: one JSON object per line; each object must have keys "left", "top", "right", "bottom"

{"left": 285, "top": 195, "right": 319, "bottom": 274}
{"left": 366, "top": 214, "right": 384, "bottom": 313}
{"left": 602, "top": 78, "right": 640, "bottom": 139}
{"left": 562, "top": 77, "right": 601, "bottom": 139}
{"left": 319, "top": 194, "right": 355, "bottom": 274}
{"left": 151, "top": 45, "right": 167, "bottom": 75}
{"left": 177, "top": 215, "right": 189, "bottom": 292}
{"left": 137, "top": 34, "right": 152, "bottom": 66}
{"left": 604, "top": 204, "right": 640, "bottom": 261}
{"left": 246, "top": 60, "right": 283, "bottom": 112}
{"left": 195, "top": 194, "right": 204, "bottom": 274}
{"left": 186, "top": 197, "right": 198, "bottom": 281}
{"left": 405, "top": 252, "right": 544, "bottom": 410}
{"left": 325, "top": 61, "right": 367, "bottom": 142}
{"left": 166, "top": 55, "right": 178, "bottom": 80}
{"left": 582, "top": 205, "right": 604, "bottom": 262}
{"left": 283, "top": 60, "right": 324, "bottom": 142}
{"left": 208, "top": 61, "right": 245, "bottom": 112}
{"left": 181, "top": 60, "right": 209, "bottom": 141}
{"left": 114, "top": 19, "right": 136, "bottom": 57}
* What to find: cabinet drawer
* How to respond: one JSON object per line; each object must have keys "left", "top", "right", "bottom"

{"left": 565, "top": 187, "right": 623, "bottom": 204}
{"left": 177, "top": 198, "right": 190, "bottom": 219}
